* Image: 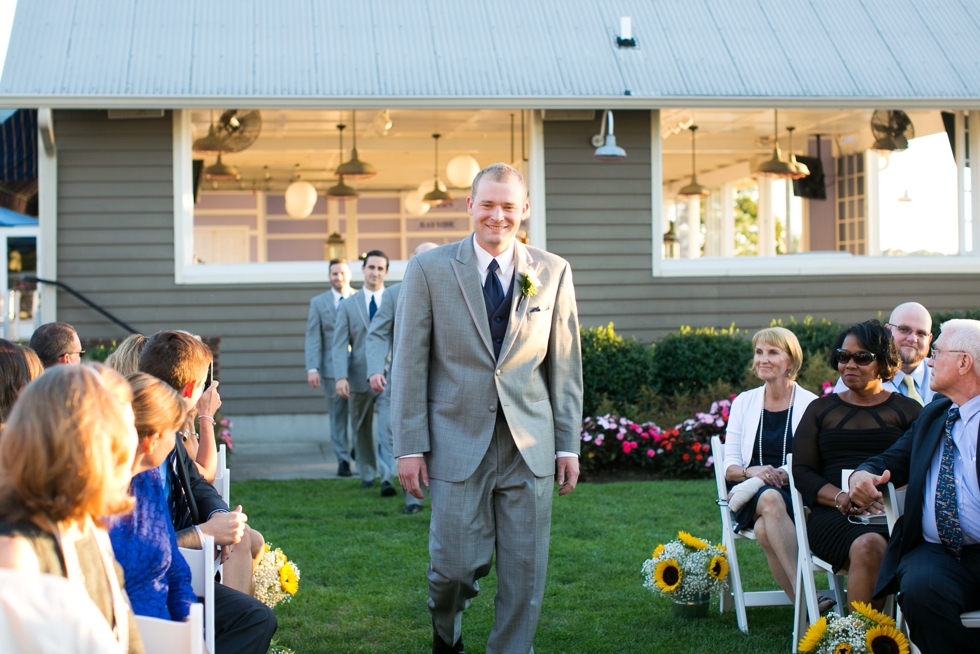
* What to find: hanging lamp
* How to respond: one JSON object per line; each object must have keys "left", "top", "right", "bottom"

{"left": 203, "top": 153, "right": 240, "bottom": 181}
{"left": 786, "top": 126, "right": 810, "bottom": 178}
{"left": 755, "top": 110, "right": 807, "bottom": 180}
{"left": 422, "top": 134, "right": 453, "bottom": 207}
{"left": 335, "top": 111, "right": 377, "bottom": 179}
{"left": 677, "top": 125, "right": 709, "bottom": 197}
{"left": 326, "top": 125, "right": 359, "bottom": 199}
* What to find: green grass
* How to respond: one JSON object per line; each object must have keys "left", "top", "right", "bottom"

{"left": 235, "top": 478, "right": 797, "bottom": 654}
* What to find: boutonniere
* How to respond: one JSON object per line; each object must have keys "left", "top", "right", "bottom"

{"left": 519, "top": 270, "right": 540, "bottom": 304}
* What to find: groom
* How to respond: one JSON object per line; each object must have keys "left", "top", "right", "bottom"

{"left": 392, "top": 163, "right": 583, "bottom": 654}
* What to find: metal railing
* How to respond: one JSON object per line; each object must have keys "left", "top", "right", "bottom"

{"left": 23, "top": 276, "right": 138, "bottom": 334}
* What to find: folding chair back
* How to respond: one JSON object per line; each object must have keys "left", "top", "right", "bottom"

{"left": 134, "top": 603, "right": 204, "bottom": 654}
{"left": 215, "top": 444, "right": 230, "bottom": 506}
{"left": 178, "top": 536, "right": 216, "bottom": 654}
{"left": 710, "top": 436, "right": 792, "bottom": 634}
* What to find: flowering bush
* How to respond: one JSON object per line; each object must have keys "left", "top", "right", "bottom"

{"left": 254, "top": 543, "right": 300, "bottom": 609}
{"left": 215, "top": 412, "right": 234, "bottom": 452}
{"left": 641, "top": 531, "right": 729, "bottom": 603}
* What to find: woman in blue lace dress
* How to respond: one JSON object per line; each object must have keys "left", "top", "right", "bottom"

{"left": 110, "top": 373, "right": 196, "bottom": 621}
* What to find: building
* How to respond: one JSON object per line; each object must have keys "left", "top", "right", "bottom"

{"left": 2, "top": 0, "right": 978, "bottom": 434}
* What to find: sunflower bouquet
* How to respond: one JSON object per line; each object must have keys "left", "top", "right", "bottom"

{"left": 797, "top": 601, "right": 910, "bottom": 654}
{"left": 641, "top": 531, "right": 729, "bottom": 603}
{"left": 253, "top": 543, "right": 301, "bottom": 609}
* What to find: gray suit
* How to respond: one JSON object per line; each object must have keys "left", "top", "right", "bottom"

{"left": 392, "top": 236, "right": 582, "bottom": 653}
{"left": 305, "top": 290, "right": 352, "bottom": 465}
{"left": 333, "top": 288, "right": 393, "bottom": 485}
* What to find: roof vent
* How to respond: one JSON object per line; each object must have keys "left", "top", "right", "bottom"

{"left": 616, "top": 17, "right": 636, "bottom": 48}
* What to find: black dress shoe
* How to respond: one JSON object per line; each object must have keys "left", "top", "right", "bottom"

{"left": 360, "top": 480, "right": 375, "bottom": 489}
{"left": 337, "top": 461, "right": 352, "bottom": 477}
{"left": 380, "top": 480, "right": 397, "bottom": 497}
{"left": 432, "top": 625, "right": 464, "bottom": 654}
{"left": 403, "top": 504, "right": 422, "bottom": 515}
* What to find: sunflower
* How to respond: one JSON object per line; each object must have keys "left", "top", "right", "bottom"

{"left": 653, "top": 559, "right": 682, "bottom": 592}
{"left": 708, "top": 555, "right": 729, "bottom": 581}
{"left": 715, "top": 543, "right": 726, "bottom": 554}
{"left": 279, "top": 563, "right": 299, "bottom": 595}
{"left": 865, "top": 625, "right": 909, "bottom": 654}
{"left": 833, "top": 644, "right": 852, "bottom": 654}
{"left": 851, "top": 601, "right": 897, "bottom": 627}
{"left": 677, "top": 531, "right": 708, "bottom": 550}
{"left": 797, "top": 617, "right": 827, "bottom": 653}
{"left": 652, "top": 544, "right": 665, "bottom": 559}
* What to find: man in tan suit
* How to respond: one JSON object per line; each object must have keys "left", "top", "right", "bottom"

{"left": 393, "top": 164, "right": 583, "bottom": 654}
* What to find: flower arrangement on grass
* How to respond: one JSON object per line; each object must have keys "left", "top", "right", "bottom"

{"left": 254, "top": 543, "right": 301, "bottom": 609}
{"left": 641, "top": 531, "right": 729, "bottom": 603}
{"left": 797, "top": 602, "right": 909, "bottom": 654}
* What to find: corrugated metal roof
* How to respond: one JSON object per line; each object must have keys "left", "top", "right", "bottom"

{"left": 2, "top": 0, "right": 979, "bottom": 107}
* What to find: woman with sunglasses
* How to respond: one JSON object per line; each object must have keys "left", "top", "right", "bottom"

{"left": 792, "top": 319, "right": 921, "bottom": 608}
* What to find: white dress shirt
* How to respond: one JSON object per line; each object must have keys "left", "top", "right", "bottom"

{"left": 921, "top": 394, "right": 980, "bottom": 545}
{"left": 363, "top": 285, "right": 385, "bottom": 316}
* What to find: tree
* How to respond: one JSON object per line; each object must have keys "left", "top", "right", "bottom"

{"left": 733, "top": 188, "right": 758, "bottom": 256}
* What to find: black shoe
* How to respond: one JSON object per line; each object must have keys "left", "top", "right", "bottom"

{"left": 337, "top": 461, "right": 352, "bottom": 477}
{"left": 360, "top": 480, "right": 375, "bottom": 489}
{"left": 381, "top": 481, "right": 397, "bottom": 497}
{"left": 403, "top": 504, "right": 422, "bottom": 515}
{"left": 432, "top": 624, "right": 464, "bottom": 654}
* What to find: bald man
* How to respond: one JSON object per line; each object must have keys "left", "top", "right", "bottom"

{"left": 834, "top": 302, "right": 935, "bottom": 404}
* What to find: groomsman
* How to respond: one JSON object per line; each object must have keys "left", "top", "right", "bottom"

{"left": 333, "top": 251, "right": 396, "bottom": 494}
{"left": 305, "top": 258, "right": 354, "bottom": 477}
{"left": 367, "top": 242, "right": 439, "bottom": 514}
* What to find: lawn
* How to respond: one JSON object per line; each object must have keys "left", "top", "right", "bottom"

{"left": 235, "top": 478, "right": 798, "bottom": 654}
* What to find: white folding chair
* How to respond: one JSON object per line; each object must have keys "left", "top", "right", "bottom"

{"left": 214, "top": 444, "right": 230, "bottom": 506}
{"left": 710, "top": 436, "right": 792, "bottom": 633}
{"left": 217, "top": 443, "right": 227, "bottom": 474}
{"left": 178, "top": 536, "right": 216, "bottom": 654}
{"left": 134, "top": 603, "right": 204, "bottom": 654}
{"left": 786, "top": 454, "right": 847, "bottom": 653}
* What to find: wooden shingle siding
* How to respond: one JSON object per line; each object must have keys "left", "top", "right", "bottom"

{"left": 55, "top": 110, "right": 325, "bottom": 415}
{"left": 544, "top": 110, "right": 980, "bottom": 344}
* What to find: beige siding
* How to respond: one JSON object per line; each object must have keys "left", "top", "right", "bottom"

{"left": 544, "top": 110, "right": 980, "bottom": 343}
{"left": 55, "top": 110, "right": 325, "bottom": 415}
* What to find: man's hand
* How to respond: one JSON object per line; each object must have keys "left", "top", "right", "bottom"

{"left": 398, "top": 457, "right": 429, "bottom": 500}
{"left": 198, "top": 505, "right": 247, "bottom": 546}
{"left": 557, "top": 456, "right": 580, "bottom": 496}
{"left": 336, "top": 378, "right": 350, "bottom": 399}
{"left": 307, "top": 371, "right": 321, "bottom": 388}
{"left": 196, "top": 381, "right": 221, "bottom": 417}
{"left": 369, "top": 373, "right": 387, "bottom": 394}
{"left": 848, "top": 469, "right": 890, "bottom": 513}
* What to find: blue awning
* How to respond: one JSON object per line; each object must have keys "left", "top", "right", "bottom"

{"left": 0, "top": 109, "right": 36, "bottom": 182}
{"left": 0, "top": 206, "right": 37, "bottom": 226}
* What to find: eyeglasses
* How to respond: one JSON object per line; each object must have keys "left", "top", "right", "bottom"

{"left": 835, "top": 349, "right": 877, "bottom": 366}
{"left": 66, "top": 350, "right": 86, "bottom": 357}
{"left": 890, "top": 324, "right": 931, "bottom": 341}
{"left": 930, "top": 347, "right": 966, "bottom": 359}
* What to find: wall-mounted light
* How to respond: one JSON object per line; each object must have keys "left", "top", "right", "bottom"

{"left": 592, "top": 110, "right": 627, "bottom": 161}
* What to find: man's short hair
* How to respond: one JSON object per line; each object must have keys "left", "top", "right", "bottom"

{"left": 362, "top": 250, "right": 389, "bottom": 270}
{"left": 470, "top": 163, "right": 528, "bottom": 201}
{"left": 328, "top": 258, "right": 349, "bottom": 269}
{"left": 28, "top": 322, "right": 78, "bottom": 368}
{"left": 138, "top": 330, "right": 213, "bottom": 392}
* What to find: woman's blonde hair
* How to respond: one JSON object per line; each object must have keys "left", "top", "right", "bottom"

{"left": 127, "top": 372, "right": 188, "bottom": 441}
{"left": 0, "top": 365, "right": 136, "bottom": 526}
{"left": 19, "top": 346, "right": 43, "bottom": 381}
{"left": 105, "top": 333, "right": 147, "bottom": 377}
{"left": 750, "top": 327, "right": 805, "bottom": 380}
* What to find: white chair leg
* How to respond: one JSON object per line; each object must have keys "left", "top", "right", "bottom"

{"left": 792, "top": 563, "right": 807, "bottom": 654}
{"left": 827, "top": 572, "right": 845, "bottom": 615}
{"left": 727, "top": 537, "right": 749, "bottom": 633}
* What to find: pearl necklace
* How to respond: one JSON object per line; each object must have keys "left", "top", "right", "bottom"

{"left": 758, "top": 382, "right": 796, "bottom": 467}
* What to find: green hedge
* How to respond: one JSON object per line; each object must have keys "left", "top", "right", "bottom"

{"left": 648, "top": 325, "right": 752, "bottom": 395}
{"left": 771, "top": 315, "right": 844, "bottom": 359}
{"left": 932, "top": 308, "right": 980, "bottom": 339}
{"left": 581, "top": 323, "right": 654, "bottom": 417}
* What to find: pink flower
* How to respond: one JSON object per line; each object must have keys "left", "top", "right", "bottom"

{"left": 646, "top": 449, "right": 655, "bottom": 458}
{"left": 622, "top": 442, "right": 631, "bottom": 454}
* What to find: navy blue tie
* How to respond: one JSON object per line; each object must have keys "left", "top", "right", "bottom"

{"left": 485, "top": 259, "right": 504, "bottom": 312}
{"left": 369, "top": 295, "right": 377, "bottom": 321}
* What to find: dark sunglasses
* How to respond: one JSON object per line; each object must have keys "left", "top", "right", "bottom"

{"left": 835, "top": 349, "right": 876, "bottom": 366}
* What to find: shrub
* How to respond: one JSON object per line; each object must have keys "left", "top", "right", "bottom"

{"left": 649, "top": 325, "right": 751, "bottom": 394}
{"left": 932, "top": 307, "right": 980, "bottom": 339}
{"left": 580, "top": 323, "right": 655, "bottom": 417}
{"left": 771, "top": 315, "right": 844, "bottom": 359}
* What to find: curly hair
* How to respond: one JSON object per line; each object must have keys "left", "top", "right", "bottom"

{"left": 829, "top": 319, "right": 901, "bottom": 381}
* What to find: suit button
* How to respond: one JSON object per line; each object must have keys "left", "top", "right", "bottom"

{"left": 495, "top": 317, "right": 502, "bottom": 323}
{"left": 496, "top": 369, "right": 501, "bottom": 375}
{"left": 489, "top": 405, "right": 496, "bottom": 412}
{"left": 495, "top": 338, "right": 502, "bottom": 343}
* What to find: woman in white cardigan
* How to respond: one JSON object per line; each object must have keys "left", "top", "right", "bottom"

{"left": 723, "top": 327, "right": 819, "bottom": 606}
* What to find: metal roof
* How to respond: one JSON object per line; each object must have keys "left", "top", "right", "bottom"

{"left": 2, "top": 0, "right": 980, "bottom": 108}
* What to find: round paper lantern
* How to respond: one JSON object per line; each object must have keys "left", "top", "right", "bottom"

{"left": 403, "top": 191, "right": 430, "bottom": 216}
{"left": 446, "top": 155, "right": 480, "bottom": 188}
{"left": 284, "top": 181, "right": 318, "bottom": 219}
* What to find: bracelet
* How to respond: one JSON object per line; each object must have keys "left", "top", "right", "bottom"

{"left": 198, "top": 415, "right": 215, "bottom": 425}
{"left": 834, "top": 490, "right": 847, "bottom": 508}
{"left": 742, "top": 467, "right": 749, "bottom": 480}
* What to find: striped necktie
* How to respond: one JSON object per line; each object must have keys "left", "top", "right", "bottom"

{"left": 936, "top": 407, "right": 964, "bottom": 560}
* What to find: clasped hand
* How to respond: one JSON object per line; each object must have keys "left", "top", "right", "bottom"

{"left": 844, "top": 469, "right": 890, "bottom": 516}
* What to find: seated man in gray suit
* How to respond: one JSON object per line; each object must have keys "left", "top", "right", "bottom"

{"left": 367, "top": 241, "right": 439, "bottom": 515}
{"left": 393, "top": 164, "right": 583, "bottom": 654}
{"left": 305, "top": 258, "right": 354, "bottom": 476}
{"left": 334, "top": 251, "right": 396, "bottom": 495}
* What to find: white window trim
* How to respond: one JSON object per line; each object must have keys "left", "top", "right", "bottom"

{"left": 650, "top": 109, "right": 980, "bottom": 278}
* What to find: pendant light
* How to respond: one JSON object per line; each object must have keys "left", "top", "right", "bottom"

{"left": 677, "top": 125, "right": 709, "bottom": 198}
{"left": 422, "top": 134, "right": 453, "bottom": 207}
{"left": 326, "top": 125, "right": 359, "bottom": 199}
{"left": 203, "top": 153, "right": 240, "bottom": 181}
{"left": 335, "top": 111, "right": 377, "bottom": 180}
{"left": 755, "top": 110, "right": 808, "bottom": 180}
{"left": 786, "top": 126, "right": 809, "bottom": 178}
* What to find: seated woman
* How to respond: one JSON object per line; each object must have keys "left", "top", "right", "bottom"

{"left": 723, "top": 327, "right": 819, "bottom": 605}
{"left": 793, "top": 320, "right": 921, "bottom": 607}
{"left": 109, "top": 373, "right": 196, "bottom": 621}
{"left": 0, "top": 364, "right": 145, "bottom": 653}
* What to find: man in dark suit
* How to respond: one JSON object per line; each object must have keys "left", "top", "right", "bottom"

{"left": 849, "top": 318, "right": 980, "bottom": 653}
{"left": 140, "top": 330, "right": 277, "bottom": 654}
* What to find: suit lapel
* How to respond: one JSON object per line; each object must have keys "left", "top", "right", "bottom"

{"left": 353, "top": 290, "right": 369, "bottom": 331}
{"left": 497, "top": 243, "right": 532, "bottom": 365}
{"left": 450, "top": 236, "right": 495, "bottom": 358}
